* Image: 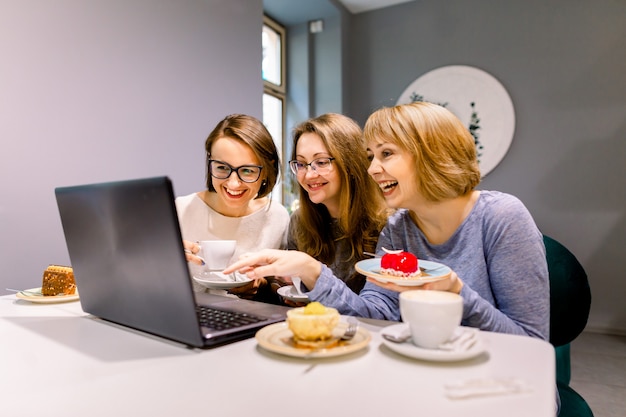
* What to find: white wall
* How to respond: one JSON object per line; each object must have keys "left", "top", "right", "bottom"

{"left": 0, "top": 0, "right": 263, "bottom": 292}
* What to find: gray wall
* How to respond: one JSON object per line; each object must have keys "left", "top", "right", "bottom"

{"left": 271, "top": 0, "right": 346, "bottom": 206}
{"left": 0, "top": 0, "right": 263, "bottom": 293}
{"left": 346, "top": 0, "right": 626, "bottom": 334}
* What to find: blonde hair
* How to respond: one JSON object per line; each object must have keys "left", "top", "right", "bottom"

{"left": 363, "top": 101, "right": 481, "bottom": 201}
{"left": 290, "top": 113, "right": 388, "bottom": 264}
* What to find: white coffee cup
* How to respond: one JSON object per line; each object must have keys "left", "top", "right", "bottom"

{"left": 199, "top": 240, "right": 236, "bottom": 271}
{"left": 399, "top": 290, "right": 463, "bottom": 349}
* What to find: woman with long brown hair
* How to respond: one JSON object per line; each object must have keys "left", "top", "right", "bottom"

{"left": 287, "top": 113, "right": 389, "bottom": 293}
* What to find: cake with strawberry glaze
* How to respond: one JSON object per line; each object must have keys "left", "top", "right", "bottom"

{"left": 380, "top": 248, "right": 421, "bottom": 278}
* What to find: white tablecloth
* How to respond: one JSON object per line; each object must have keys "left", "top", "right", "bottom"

{"left": 0, "top": 296, "right": 555, "bottom": 416}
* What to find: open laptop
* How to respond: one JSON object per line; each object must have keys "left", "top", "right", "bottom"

{"left": 54, "top": 176, "right": 289, "bottom": 348}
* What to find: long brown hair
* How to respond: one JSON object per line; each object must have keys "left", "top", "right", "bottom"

{"left": 290, "top": 113, "right": 388, "bottom": 264}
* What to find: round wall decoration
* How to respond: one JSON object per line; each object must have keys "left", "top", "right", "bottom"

{"left": 396, "top": 65, "right": 515, "bottom": 177}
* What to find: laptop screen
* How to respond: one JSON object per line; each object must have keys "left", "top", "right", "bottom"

{"left": 55, "top": 177, "right": 206, "bottom": 346}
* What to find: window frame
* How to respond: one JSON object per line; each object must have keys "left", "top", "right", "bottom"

{"left": 263, "top": 15, "right": 286, "bottom": 94}
{"left": 263, "top": 15, "right": 287, "bottom": 205}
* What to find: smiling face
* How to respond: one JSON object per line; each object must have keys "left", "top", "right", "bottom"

{"left": 208, "top": 137, "right": 265, "bottom": 216}
{"left": 294, "top": 132, "right": 342, "bottom": 217}
{"left": 363, "top": 103, "right": 482, "bottom": 206}
{"left": 366, "top": 139, "right": 421, "bottom": 211}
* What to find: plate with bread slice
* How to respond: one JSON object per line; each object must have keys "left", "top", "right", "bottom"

{"left": 15, "top": 287, "right": 80, "bottom": 304}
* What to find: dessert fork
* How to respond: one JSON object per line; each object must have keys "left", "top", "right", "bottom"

{"left": 5, "top": 288, "right": 44, "bottom": 296}
{"left": 6, "top": 288, "right": 71, "bottom": 296}
{"left": 341, "top": 318, "right": 359, "bottom": 341}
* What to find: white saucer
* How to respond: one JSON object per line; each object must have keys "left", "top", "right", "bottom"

{"left": 15, "top": 287, "right": 80, "bottom": 304}
{"left": 192, "top": 271, "right": 252, "bottom": 290}
{"left": 277, "top": 285, "right": 309, "bottom": 303}
{"left": 381, "top": 323, "right": 486, "bottom": 362}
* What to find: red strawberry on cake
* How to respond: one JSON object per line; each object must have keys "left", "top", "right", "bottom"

{"left": 380, "top": 248, "right": 420, "bottom": 278}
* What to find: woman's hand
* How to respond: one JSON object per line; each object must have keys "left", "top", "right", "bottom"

{"left": 283, "top": 299, "right": 308, "bottom": 307}
{"left": 182, "top": 240, "right": 204, "bottom": 265}
{"left": 222, "top": 249, "right": 322, "bottom": 290}
{"left": 367, "top": 270, "right": 464, "bottom": 294}
{"left": 228, "top": 277, "right": 267, "bottom": 299}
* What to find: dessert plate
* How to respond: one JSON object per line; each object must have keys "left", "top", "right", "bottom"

{"left": 381, "top": 324, "right": 486, "bottom": 362}
{"left": 14, "top": 287, "right": 80, "bottom": 304}
{"left": 192, "top": 272, "right": 252, "bottom": 290}
{"left": 255, "top": 321, "right": 371, "bottom": 358}
{"left": 355, "top": 258, "right": 451, "bottom": 286}
{"left": 277, "top": 285, "right": 309, "bottom": 303}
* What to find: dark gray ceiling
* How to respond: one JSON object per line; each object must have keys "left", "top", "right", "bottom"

{"left": 263, "top": 0, "right": 340, "bottom": 26}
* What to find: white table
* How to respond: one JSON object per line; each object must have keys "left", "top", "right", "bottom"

{"left": 0, "top": 295, "right": 555, "bottom": 416}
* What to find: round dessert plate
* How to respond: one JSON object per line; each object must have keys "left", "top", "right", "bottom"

{"left": 193, "top": 272, "right": 252, "bottom": 290}
{"left": 15, "top": 287, "right": 80, "bottom": 304}
{"left": 381, "top": 323, "right": 486, "bottom": 362}
{"left": 255, "top": 321, "right": 371, "bottom": 358}
{"left": 277, "top": 285, "right": 309, "bottom": 303}
{"left": 355, "top": 258, "right": 451, "bottom": 286}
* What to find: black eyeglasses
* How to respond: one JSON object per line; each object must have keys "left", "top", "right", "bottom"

{"left": 208, "top": 160, "right": 263, "bottom": 183}
{"left": 289, "top": 157, "right": 335, "bottom": 176}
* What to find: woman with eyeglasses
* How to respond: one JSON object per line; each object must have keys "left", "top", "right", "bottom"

{"left": 283, "top": 113, "right": 389, "bottom": 297}
{"left": 224, "top": 103, "right": 549, "bottom": 337}
{"left": 176, "top": 114, "right": 289, "bottom": 303}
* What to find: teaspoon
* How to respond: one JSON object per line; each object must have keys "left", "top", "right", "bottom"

{"left": 382, "top": 333, "right": 411, "bottom": 343}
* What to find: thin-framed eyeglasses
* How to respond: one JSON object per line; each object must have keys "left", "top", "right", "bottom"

{"left": 289, "top": 157, "right": 335, "bottom": 176}
{"left": 208, "top": 159, "right": 263, "bottom": 183}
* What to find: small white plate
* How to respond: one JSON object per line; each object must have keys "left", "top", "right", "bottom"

{"left": 14, "top": 287, "right": 80, "bottom": 304}
{"left": 255, "top": 321, "right": 371, "bottom": 358}
{"left": 192, "top": 272, "right": 252, "bottom": 290}
{"left": 355, "top": 258, "right": 451, "bottom": 286}
{"left": 381, "top": 323, "right": 486, "bottom": 362}
{"left": 277, "top": 285, "right": 309, "bottom": 303}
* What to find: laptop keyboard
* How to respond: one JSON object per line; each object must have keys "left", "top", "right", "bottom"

{"left": 196, "top": 305, "right": 265, "bottom": 331}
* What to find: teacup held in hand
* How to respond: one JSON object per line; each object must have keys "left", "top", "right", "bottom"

{"left": 400, "top": 290, "right": 463, "bottom": 349}
{"left": 199, "top": 240, "right": 236, "bottom": 271}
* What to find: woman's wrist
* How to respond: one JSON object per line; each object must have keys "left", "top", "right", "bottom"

{"left": 301, "top": 259, "right": 322, "bottom": 289}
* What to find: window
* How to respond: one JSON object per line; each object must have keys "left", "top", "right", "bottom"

{"left": 263, "top": 16, "right": 285, "bottom": 93}
{"left": 262, "top": 16, "right": 286, "bottom": 204}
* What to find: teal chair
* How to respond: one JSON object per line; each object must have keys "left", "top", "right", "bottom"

{"left": 543, "top": 234, "right": 593, "bottom": 417}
